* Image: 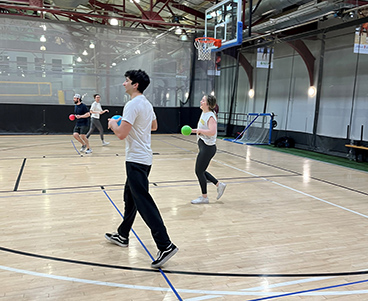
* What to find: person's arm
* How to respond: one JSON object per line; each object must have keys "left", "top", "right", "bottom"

{"left": 99, "top": 109, "right": 109, "bottom": 115}
{"left": 151, "top": 119, "right": 158, "bottom": 131}
{"left": 192, "top": 116, "right": 216, "bottom": 136}
{"left": 90, "top": 109, "right": 108, "bottom": 115}
{"left": 76, "top": 111, "right": 90, "bottom": 119}
{"left": 108, "top": 119, "right": 132, "bottom": 140}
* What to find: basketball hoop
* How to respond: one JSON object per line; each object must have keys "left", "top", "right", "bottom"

{"left": 194, "top": 37, "right": 222, "bottom": 61}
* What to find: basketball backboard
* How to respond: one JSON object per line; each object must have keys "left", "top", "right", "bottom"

{"left": 205, "top": 0, "right": 243, "bottom": 51}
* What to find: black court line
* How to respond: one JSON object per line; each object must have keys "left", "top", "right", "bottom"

{"left": 0, "top": 153, "right": 126, "bottom": 161}
{"left": 0, "top": 174, "right": 299, "bottom": 194}
{"left": 1, "top": 246, "right": 368, "bottom": 278}
{"left": 2, "top": 136, "right": 368, "bottom": 197}
{"left": 13, "top": 158, "right": 26, "bottom": 192}
{"left": 0, "top": 141, "right": 65, "bottom": 152}
{"left": 176, "top": 136, "right": 368, "bottom": 197}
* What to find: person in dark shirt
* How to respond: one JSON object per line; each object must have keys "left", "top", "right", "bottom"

{"left": 72, "top": 94, "right": 92, "bottom": 154}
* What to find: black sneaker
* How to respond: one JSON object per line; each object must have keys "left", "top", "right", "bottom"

{"left": 104, "top": 232, "right": 129, "bottom": 247}
{"left": 151, "top": 243, "right": 178, "bottom": 268}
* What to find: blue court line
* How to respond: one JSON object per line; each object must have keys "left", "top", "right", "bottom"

{"left": 70, "top": 139, "right": 81, "bottom": 155}
{"left": 247, "top": 278, "right": 368, "bottom": 300}
{"left": 101, "top": 187, "right": 182, "bottom": 301}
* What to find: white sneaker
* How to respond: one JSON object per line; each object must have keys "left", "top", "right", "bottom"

{"left": 191, "top": 196, "right": 209, "bottom": 204}
{"left": 102, "top": 141, "right": 110, "bottom": 146}
{"left": 80, "top": 145, "right": 87, "bottom": 152}
{"left": 216, "top": 182, "right": 227, "bottom": 200}
{"left": 85, "top": 149, "right": 93, "bottom": 154}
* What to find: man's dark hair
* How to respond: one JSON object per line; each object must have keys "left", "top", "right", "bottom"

{"left": 124, "top": 69, "right": 150, "bottom": 93}
{"left": 93, "top": 94, "right": 100, "bottom": 99}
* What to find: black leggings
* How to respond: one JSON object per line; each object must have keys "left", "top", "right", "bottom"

{"left": 86, "top": 117, "right": 104, "bottom": 141}
{"left": 195, "top": 139, "right": 218, "bottom": 194}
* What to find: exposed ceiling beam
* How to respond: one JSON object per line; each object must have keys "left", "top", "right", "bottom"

{"left": 171, "top": 2, "right": 205, "bottom": 19}
{"left": 0, "top": 3, "right": 203, "bottom": 28}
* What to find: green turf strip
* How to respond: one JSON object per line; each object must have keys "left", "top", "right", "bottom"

{"left": 256, "top": 145, "right": 368, "bottom": 172}
{"left": 220, "top": 138, "right": 368, "bottom": 173}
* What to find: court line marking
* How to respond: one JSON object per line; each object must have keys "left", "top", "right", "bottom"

{"left": 101, "top": 187, "right": 182, "bottom": 301}
{"left": 2, "top": 136, "right": 368, "bottom": 298}
{"left": 1, "top": 265, "right": 368, "bottom": 298}
{"left": 13, "top": 158, "right": 26, "bottom": 191}
{"left": 3, "top": 245, "right": 368, "bottom": 278}
{"left": 247, "top": 278, "right": 368, "bottom": 300}
{"left": 213, "top": 159, "right": 368, "bottom": 219}
{"left": 241, "top": 276, "right": 335, "bottom": 291}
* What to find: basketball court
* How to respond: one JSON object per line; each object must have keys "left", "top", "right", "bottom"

{"left": 2, "top": 0, "right": 368, "bottom": 299}
{"left": 1, "top": 134, "right": 368, "bottom": 300}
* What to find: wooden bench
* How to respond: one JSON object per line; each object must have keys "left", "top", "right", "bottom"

{"left": 345, "top": 144, "right": 368, "bottom": 162}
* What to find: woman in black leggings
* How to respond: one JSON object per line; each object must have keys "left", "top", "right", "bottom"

{"left": 191, "top": 95, "right": 226, "bottom": 204}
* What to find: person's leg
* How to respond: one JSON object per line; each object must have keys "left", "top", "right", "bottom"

{"left": 94, "top": 119, "right": 105, "bottom": 142}
{"left": 86, "top": 118, "right": 96, "bottom": 139}
{"left": 204, "top": 144, "right": 218, "bottom": 185}
{"left": 73, "top": 126, "right": 84, "bottom": 146}
{"left": 80, "top": 126, "right": 91, "bottom": 151}
{"left": 195, "top": 139, "right": 216, "bottom": 196}
{"left": 200, "top": 143, "right": 226, "bottom": 200}
{"left": 80, "top": 134, "right": 90, "bottom": 149}
{"left": 117, "top": 177, "right": 137, "bottom": 238}
{"left": 126, "top": 162, "right": 171, "bottom": 251}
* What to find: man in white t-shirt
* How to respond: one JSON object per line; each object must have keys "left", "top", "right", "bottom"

{"left": 105, "top": 69, "right": 178, "bottom": 268}
{"left": 86, "top": 94, "right": 110, "bottom": 146}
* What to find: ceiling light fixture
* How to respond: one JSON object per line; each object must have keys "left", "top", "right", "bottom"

{"left": 110, "top": 18, "right": 118, "bottom": 26}
{"left": 89, "top": 42, "right": 95, "bottom": 49}
{"left": 40, "top": 35, "right": 46, "bottom": 42}
{"left": 82, "top": 50, "right": 88, "bottom": 56}
{"left": 175, "top": 27, "right": 182, "bottom": 35}
{"left": 308, "top": 86, "right": 316, "bottom": 97}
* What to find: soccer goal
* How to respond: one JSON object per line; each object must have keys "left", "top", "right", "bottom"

{"left": 224, "top": 113, "right": 274, "bottom": 145}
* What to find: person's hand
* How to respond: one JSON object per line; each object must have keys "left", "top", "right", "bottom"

{"left": 76, "top": 115, "right": 81, "bottom": 119}
{"left": 108, "top": 117, "right": 121, "bottom": 130}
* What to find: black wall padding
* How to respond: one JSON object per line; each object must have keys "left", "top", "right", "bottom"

{"left": 0, "top": 104, "right": 202, "bottom": 135}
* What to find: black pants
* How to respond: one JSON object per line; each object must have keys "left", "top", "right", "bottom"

{"left": 117, "top": 161, "right": 171, "bottom": 251}
{"left": 195, "top": 139, "right": 218, "bottom": 194}
{"left": 86, "top": 117, "right": 104, "bottom": 141}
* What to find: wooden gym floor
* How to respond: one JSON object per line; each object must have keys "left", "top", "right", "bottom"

{"left": 1, "top": 134, "right": 368, "bottom": 300}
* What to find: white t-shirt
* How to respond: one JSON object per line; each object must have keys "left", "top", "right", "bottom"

{"left": 122, "top": 94, "right": 156, "bottom": 166}
{"left": 90, "top": 101, "right": 103, "bottom": 119}
{"left": 197, "top": 111, "right": 217, "bottom": 146}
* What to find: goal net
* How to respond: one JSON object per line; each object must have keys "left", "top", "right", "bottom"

{"left": 224, "top": 113, "right": 273, "bottom": 145}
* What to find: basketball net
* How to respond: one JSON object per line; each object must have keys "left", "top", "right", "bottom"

{"left": 194, "top": 37, "right": 221, "bottom": 61}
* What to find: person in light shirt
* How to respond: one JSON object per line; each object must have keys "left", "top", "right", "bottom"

{"left": 86, "top": 94, "right": 110, "bottom": 146}
{"left": 105, "top": 69, "right": 178, "bottom": 269}
{"left": 191, "top": 95, "right": 226, "bottom": 204}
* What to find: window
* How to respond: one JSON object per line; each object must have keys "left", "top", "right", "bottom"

{"left": 35, "top": 58, "right": 46, "bottom": 77}
{"left": 0, "top": 55, "right": 10, "bottom": 76}
{"left": 16, "top": 56, "right": 27, "bottom": 77}
{"left": 52, "top": 59, "right": 62, "bottom": 78}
